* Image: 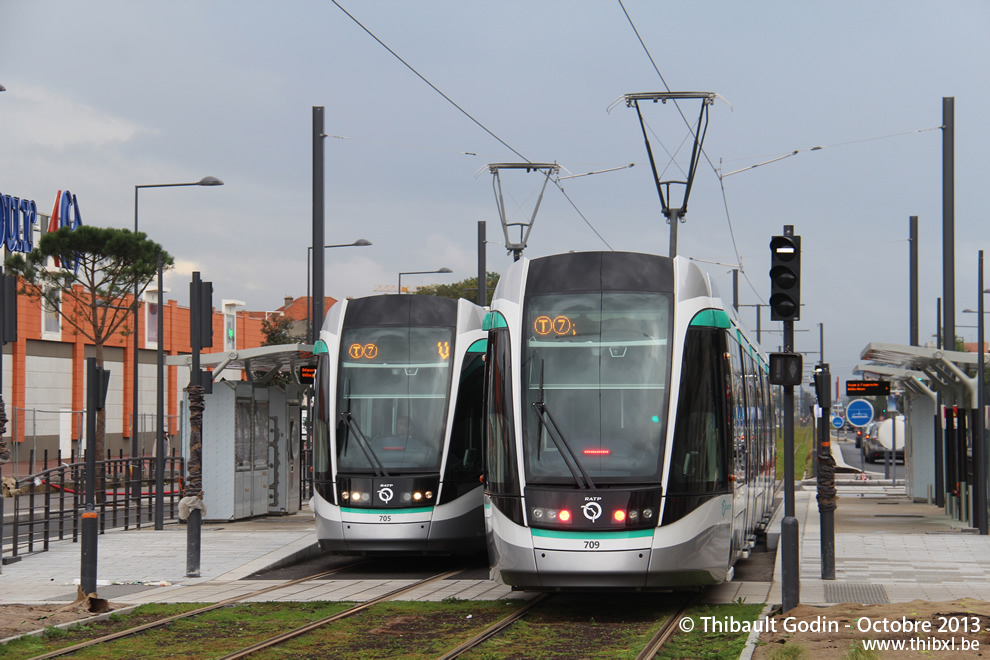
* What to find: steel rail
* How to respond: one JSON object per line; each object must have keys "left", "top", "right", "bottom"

{"left": 436, "top": 592, "right": 550, "bottom": 659}
{"left": 634, "top": 596, "right": 695, "bottom": 660}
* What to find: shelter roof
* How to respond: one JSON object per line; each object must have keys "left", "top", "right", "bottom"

{"left": 166, "top": 343, "right": 316, "bottom": 384}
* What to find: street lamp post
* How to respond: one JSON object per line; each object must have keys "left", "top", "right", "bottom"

{"left": 398, "top": 268, "right": 452, "bottom": 295}
{"left": 134, "top": 176, "right": 223, "bottom": 529}
{"left": 305, "top": 240, "right": 372, "bottom": 343}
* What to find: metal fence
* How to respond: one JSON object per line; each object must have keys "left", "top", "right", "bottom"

{"left": 4, "top": 407, "right": 181, "bottom": 475}
{"left": 0, "top": 453, "right": 185, "bottom": 566}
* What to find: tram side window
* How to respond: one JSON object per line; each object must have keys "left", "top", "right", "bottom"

{"left": 668, "top": 327, "right": 729, "bottom": 495}
{"left": 312, "top": 354, "right": 334, "bottom": 502}
{"left": 446, "top": 353, "right": 486, "bottom": 481}
{"left": 485, "top": 330, "right": 520, "bottom": 495}
{"left": 730, "top": 340, "right": 747, "bottom": 485}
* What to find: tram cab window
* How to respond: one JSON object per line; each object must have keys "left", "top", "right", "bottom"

{"left": 521, "top": 292, "right": 672, "bottom": 483}
{"left": 335, "top": 326, "right": 452, "bottom": 472}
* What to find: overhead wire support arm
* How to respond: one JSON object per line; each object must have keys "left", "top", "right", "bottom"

{"left": 618, "top": 92, "right": 718, "bottom": 258}
{"left": 487, "top": 162, "right": 560, "bottom": 262}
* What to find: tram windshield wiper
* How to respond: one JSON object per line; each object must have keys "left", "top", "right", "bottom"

{"left": 338, "top": 393, "right": 389, "bottom": 478}
{"left": 531, "top": 359, "right": 596, "bottom": 490}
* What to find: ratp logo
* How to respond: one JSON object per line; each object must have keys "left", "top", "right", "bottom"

{"left": 581, "top": 502, "right": 602, "bottom": 523}
{"left": 377, "top": 487, "right": 393, "bottom": 504}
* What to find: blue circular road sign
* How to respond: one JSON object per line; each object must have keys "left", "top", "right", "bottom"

{"left": 831, "top": 416, "right": 844, "bottom": 430}
{"left": 846, "top": 399, "right": 875, "bottom": 428}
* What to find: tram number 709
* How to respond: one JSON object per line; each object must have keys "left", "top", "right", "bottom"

{"left": 583, "top": 540, "right": 600, "bottom": 550}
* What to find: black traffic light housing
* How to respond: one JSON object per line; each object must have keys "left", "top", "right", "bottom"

{"left": 769, "top": 234, "right": 801, "bottom": 321}
{"left": 812, "top": 363, "right": 832, "bottom": 408}
{"left": 769, "top": 352, "right": 803, "bottom": 386}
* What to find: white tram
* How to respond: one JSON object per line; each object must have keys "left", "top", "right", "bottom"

{"left": 311, "top": 295, "right": 488, "bottom": 555}
{"left": 483, "top": 252, "right": 777, "bottom": 588}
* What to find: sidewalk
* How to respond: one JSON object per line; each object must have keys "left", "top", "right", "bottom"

{"left": 704, "top": 484, "right": 990, "bottom": 606}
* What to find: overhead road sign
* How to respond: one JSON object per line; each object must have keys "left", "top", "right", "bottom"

{"left": 846, "top": 380, "right": 891, "bottom": 396}
{"left": 846, "top": 399, "right": 875, "bottom": 428}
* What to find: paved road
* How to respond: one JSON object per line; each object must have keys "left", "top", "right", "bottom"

{"left": 833, "top": 429, "right": 904, "bottom": 480}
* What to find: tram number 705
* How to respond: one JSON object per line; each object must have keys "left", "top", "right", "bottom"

{"left": 379, "top": 515, "right": 391, "bottom": 522}
{"left": 583, "top": 540, "right": 600, "bottom": 550}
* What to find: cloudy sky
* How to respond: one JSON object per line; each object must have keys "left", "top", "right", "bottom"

{"left": 2, "top": 1, "right": 988, "bottom": 384}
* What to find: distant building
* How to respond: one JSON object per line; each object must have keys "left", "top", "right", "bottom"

{"left": 0, "top": 284, "right": 329, "bottom": 461}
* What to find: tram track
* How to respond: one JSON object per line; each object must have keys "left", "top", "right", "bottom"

{"left": 218, "top": 568, "right": 464, "bottom": 659}
{"left": 434, "top": 591, "right": 694, "bottom": 660}
{"left": 26, "top": 563, "right": 705, "bottom": 659}
{"left": 26, "top": 559, "right": 369, "bottom": 660}
{"left": 634, "top": 595, "right": 695, "bottom": 660}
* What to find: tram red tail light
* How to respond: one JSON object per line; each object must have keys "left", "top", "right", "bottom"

{"left": 583, "top": 448, "right": 610, "bottom": 456}
{"left": 558, "top": 510, "right": 572, "bottom": 522}
{"left": 613, "top": 510, "right": 626, "bottom": 522}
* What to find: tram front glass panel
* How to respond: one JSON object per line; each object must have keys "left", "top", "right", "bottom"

{"left": 522, "top": 292, "right": 672, "bottom": 483}
{"left": 336, "top": 326, "right": 454, "bottom": 472}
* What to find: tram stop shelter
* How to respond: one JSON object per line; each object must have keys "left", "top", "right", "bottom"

{"left": 857, "top": 341, "right": 986, "bottom": 525}
{"left": 167, "top": 344, "right": 317, "bottom": 522}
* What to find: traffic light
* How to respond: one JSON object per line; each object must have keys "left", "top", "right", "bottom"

{"left": 769, "top": 234, "right": 801, "bottom": 321}
{"left": 812, "top": 363, "right": 831, "bottom": 408}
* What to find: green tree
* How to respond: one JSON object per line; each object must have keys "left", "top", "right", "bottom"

{"left": 256, "top": 314, "right": 295, "bottom": 386}
{"left": 261, "top": 314, "right": 294, "bottom": 345}
{"left": 414, "top": 272, "right": 500, "bottom": 305}
{"left": 5, "top": 226, "right": 173, "bottom": 463}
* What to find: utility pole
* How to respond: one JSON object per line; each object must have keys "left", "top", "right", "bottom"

{"left": 477, "top": 221, "right": 487, "bottom": 306}
{"left": 814, "top": 363, "right": 836, "bottom": 579}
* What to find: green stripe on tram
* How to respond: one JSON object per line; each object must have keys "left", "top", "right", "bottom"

{"left": 468, "top": 338, "right": 488, "bottom": 352}
{"left": 689, "top": 309, "right": 731, "bottom": 329}
{"left": 483, "top": 311, "right": 508, "bottom": 330}
{"left": 531, "top": 528, "right": 655, "bottom": 540}
{"left": 341, "top": 506, "right": 434, "bottom": 514}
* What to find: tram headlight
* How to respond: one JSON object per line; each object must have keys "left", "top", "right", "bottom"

{"left": 349, "top": 491, "right": 359, "bottom": 501}
{"left": 341, "top": 491, "right": 350, "bottom": 500}
{"left": 642, "top": 508, "right": 654, "bottom": 520}
{"left": 547, "top": 509, "right": 558, "bottom": 521}
{"left": 402, "top": 492, "right": 412, "bottom": 502}
{"left": 628, "top": 510, "right": 639, "bottom": 521}
{"left": 425, "top": 491, "right": 434, "bottom": 499}
{"left": 361, "top": 492, "right": 371, "bottom": 502}
{"left": 531, "top": 508, "right": 545, "bottom": 519}
{"left": 413, "top": 492, "right": 423, "bottom": 501}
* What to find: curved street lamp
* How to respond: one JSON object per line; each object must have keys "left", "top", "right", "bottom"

{"left": 306, "top": 239, "right": 373, "bottom": 342}
{"left": 398, "top": 267, "right": 453, "bottom": 295}
{"left": 133, "top": 176, "right": 224, "bottom": 530}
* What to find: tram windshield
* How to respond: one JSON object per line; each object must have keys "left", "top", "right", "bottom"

{"left": 336, "top": 326, "right": 453, "bottom": 472}
{"left": 522, "top": 292, "right": 673, "bottom": 483}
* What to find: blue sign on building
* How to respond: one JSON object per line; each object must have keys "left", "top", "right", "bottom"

{"left": 846, "top": 399, "right": 875, "bottom": 428}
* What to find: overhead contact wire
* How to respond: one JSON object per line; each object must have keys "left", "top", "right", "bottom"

{"left": 331, "top": 0, "right": 528, "bottom": 163}
{"left": 332, "top": 0, "right": 615, "bottom": 251}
